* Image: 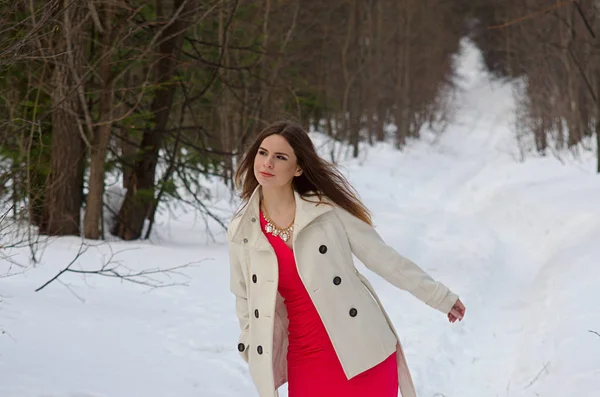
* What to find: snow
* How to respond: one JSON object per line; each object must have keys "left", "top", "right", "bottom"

{"left": 1, "top": 39, "right": 599, "bottom": 397}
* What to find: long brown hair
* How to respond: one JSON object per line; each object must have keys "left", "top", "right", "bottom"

{"left": 234, "top": 120, "right": 372, "bottom": 225}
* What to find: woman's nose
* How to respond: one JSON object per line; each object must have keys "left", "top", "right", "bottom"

{"left": 265, "top": 157, "right": 274, "bottom": 168}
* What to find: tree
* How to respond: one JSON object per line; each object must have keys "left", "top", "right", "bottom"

{"left": 39, "top": 0, "right": 86, "bottom": 236}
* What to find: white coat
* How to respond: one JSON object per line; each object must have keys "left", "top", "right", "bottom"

{"left": 228, "top": 186, "right": 459, "bottom": 397}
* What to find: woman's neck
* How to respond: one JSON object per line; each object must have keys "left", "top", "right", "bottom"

{"left": 261, "top": 184, "right": 296, "bottom": 217}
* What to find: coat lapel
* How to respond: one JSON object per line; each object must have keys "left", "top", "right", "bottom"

{"left": 291, "top": 189, "right": 333, "bottom": 242}
{"left": 229, "top": 185, "right": 268, "bottom": 251}
{"left": 229, "top": 185, "right": 334, "bottom": 249}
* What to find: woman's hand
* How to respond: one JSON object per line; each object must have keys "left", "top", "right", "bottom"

{"left": 448, "top": 299, "right": 465, "bottom": 323}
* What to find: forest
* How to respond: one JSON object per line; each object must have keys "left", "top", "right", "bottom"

{"left": 0, "top": 0, "right": 598, "bottom": 242}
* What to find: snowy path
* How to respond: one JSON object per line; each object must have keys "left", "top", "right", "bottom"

{"left": 340, "top": 119, "right": 532, "bottom": 396}
{"left": 316, "top": 40, "right": 600, "bottom": 396}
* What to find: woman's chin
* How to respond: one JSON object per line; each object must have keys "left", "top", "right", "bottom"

{"left": 258, "top": 180, "right": 276, "bottom": 187}
{"left": 257, "top": 178, "right": 287, "bottom": 189}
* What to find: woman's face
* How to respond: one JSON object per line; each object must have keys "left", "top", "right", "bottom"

{"left": 254, "top": 134, "right": 302, "bottom": 188}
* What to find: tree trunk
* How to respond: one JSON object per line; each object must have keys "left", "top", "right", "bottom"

{"left": 596, "top": 61, "right": 600, "bottom": 173}
{"left": 375, "top": 0, "right": 385, "bottom": 142}
{"left": 397, "top": 0, "right": 411, "bottom": 147}
{"left": 349, "top": 1, "right": 360, "bottom": 158}
{"left": 218, "top": 5, "right": 235, "bottom": 187}
{"left": 563, "top": 4, "right": 581, "bottom": 147}
{"left": 113, "top": 0, "right": 193, "bottom": 240}
{"left": 84, "top": 2, "right": 115, "bottom": 239}
{"left": 596, "top": 114, "right": 600, "bottom": 173}
{"left": 349, "top": 106, "right": 360, "bottom": 158}
{"left": 39, "top": 1, "right": 85, "bottom": 236}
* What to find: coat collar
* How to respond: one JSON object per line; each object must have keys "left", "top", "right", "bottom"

{"left": 229, "top": 185, "right": 334, "bottom": 250}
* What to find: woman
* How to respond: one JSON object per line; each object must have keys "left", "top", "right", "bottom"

{"left": 228, "top": 121, "right": 465, "bottom": 397}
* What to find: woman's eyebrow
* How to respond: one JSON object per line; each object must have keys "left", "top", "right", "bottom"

{"left": 259, "top": 147, "right": 289, "bottom": 156}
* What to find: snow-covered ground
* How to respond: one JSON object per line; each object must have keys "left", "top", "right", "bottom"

{"left": 1, "top": 40, "right": 599, "bottom": 397}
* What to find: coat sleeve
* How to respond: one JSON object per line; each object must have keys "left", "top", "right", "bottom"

{"left": 334, "top": 207, "right": 459, "bottom": 314}
{"left": 228, "top": 226, "right": 250, "bottom": 363}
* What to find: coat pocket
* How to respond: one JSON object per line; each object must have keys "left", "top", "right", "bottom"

{"left": 355, "top": 271, "right": 400, "bottom": 341}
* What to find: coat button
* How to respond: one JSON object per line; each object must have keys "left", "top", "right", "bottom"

{"left": 257, "top": 345, "right": 263, "bottom": 355}
{"left": 254, "top": 309, "right": 259, "bottom": 318}
{"left": 349, "top": 308, "right": 358, "bottom": 317}
{"left": 252, "top": 274, "right": 257, "bottom": 283}
{"left": 243, "top": 238, "right": 248, "bottom": 243}
{"left": 333, "top": 276, "right": 342, "bottom": 285}
{"left": 251, "top": 217, "right": 256, "bottom": 223}
{"left": 319, "top": 245, "right": 327, "bottom": 254}
{"left": 238, "top": 343, "right": 245, "bottom": 352}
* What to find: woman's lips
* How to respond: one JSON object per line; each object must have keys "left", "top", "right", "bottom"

{"left": 260, "top": 172, "right": 274, "bottom": 177}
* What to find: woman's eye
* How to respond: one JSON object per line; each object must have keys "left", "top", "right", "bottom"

{"left": 258, "top": 150, "right": 266, "bottom": 156}
{"left": 277, "top": 155, "right": 287, "bottom": 160}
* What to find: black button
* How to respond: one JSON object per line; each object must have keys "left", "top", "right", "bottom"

{"left": 319, "top": 245, "right": 327, "bottom": 254}
{"left": 251, "top": 217, "right": 256, "bottom": 223}
{"left": 349, "top": 308, "right": 358, "bottom": 317}
{"left": 333, "top": 276, "right": 342, "bottom": 285}
{"left": 252, "top": 274, "right": 257, "bottom": 283}
{"left": 254, "top": 309, "right": 259, "bottom": 318}
{"left": 237, "top": 343, "right": 245, "bottom": 352}
{"left": 257, "top": 345, "right": 263, "bottom": 355}
{"left": 243, "top": 238, "right": 248, "bottom": 243}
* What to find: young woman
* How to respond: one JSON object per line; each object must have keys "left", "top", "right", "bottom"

{"left": 228, "top": 121, "right": 465, "bottom": 397}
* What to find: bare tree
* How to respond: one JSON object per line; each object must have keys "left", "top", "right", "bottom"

{"left": 83, "top": 0, "right": 117, "bottom": 240}
{"left": 39, "top": 0, "right": 87, "bottom": 236}
{"left": 113, "top": 0, "right": 200, "bottom": 240}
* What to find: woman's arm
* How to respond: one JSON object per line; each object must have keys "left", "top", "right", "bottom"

{"left": 228, "top": 234, "right": 250, "bottom": 362}
{"left": 334, "top": 207, "right": 459, "bottom": 315}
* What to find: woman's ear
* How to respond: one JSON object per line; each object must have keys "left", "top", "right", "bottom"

{"left": 295, "top": 168, "right": 303, "bottom": 177}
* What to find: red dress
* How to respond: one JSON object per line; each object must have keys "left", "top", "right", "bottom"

{"left": 260, "top": 210, "right": 398, "bottom": 397}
